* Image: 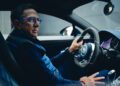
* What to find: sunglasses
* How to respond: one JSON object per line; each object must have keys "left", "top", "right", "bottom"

{"left": 23, "top": 17, "right": 42, "bottom": 23}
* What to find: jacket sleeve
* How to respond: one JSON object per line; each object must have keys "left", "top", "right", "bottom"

{"left": 51, "top": 47, "right": 74, "bottom": 65}
{"left": 17, "top": 42, "right": 82, "bottom": 85}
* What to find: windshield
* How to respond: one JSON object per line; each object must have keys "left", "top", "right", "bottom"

{"left": 73, "top": 0, "right": 120, "bottom": 30}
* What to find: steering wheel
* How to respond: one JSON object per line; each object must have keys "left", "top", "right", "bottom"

{"left": 74, "top": 27, "right": 100, "bottom": 67}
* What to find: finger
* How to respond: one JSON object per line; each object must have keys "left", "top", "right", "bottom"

{"left": 78, "top": 40, "right": 83, "bottom": 45}
{"left": 74, "top": 36, "right": 80, "bottom": 42}
{"left": 94, "top": 77, "right": 105, "bottom": 81}
{"left": 90, "top": 72, "right": 99, "bottom": 78}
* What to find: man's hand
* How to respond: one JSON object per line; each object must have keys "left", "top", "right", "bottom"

{"left": 80, "top": 72, "right": 105, "bottom": 86}
{"left": 68, "top": 36, "right": 83, "bottom": 53}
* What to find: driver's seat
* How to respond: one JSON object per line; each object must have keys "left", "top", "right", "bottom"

{"left": 0, "top": 32, "right": 28, "bottom": 85}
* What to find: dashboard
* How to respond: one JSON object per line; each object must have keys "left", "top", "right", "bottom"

{"left": 98, "top": 30, "right": 120, "bottom": 76}
{"left": 99, "top": 30, "right": 120, "bottom": 52}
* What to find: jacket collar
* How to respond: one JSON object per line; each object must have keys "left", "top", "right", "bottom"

{"left": 9, "top": 29, "right": 37, "bottom": 42}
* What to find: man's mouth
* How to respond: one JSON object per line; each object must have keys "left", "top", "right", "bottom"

{"left": 32, "top": 28, "right": 38, "bottom": 33}
{"left": 33, "top": 30, "right": 37, "bottom": 32}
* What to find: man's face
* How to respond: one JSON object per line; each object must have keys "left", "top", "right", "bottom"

{"left": 21, "top": 9, "right": 40, "bottom": 37}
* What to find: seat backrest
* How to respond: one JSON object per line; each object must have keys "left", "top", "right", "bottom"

{"left": 0, "top": 32, "right": 26, "bottom": 85}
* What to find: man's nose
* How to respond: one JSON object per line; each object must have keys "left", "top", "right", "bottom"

{"left": 33, "top": 19, "right": 39, "bottom": 27}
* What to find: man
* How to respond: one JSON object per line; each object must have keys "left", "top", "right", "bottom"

{"left": 6, "top": 4, "right": 104, "bottom": 86}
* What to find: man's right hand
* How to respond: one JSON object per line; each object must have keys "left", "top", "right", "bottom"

{"left": 69, "top": 36, "right": 83, "bottom": 53}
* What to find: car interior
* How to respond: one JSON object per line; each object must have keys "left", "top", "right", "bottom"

{"left": 0, "top": 0, "right": 120, "bottom": 85}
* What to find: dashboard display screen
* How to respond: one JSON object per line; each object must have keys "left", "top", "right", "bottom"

{"left": 101, "top": 38, "right": 112, "bottom": 49}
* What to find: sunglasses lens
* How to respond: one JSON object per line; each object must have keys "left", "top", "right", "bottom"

{"left": 24, "top": 17, "right": 41, "bottom": 23}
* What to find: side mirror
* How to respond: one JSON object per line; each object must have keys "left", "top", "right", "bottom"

{"left": 60, "top": 26, "right": 81, "bottom": 36}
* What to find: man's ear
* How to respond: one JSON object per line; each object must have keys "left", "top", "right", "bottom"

{"left": 13, "top": 20, "right": 22, "bottom": 29}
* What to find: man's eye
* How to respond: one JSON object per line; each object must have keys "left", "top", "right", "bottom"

{"left": 36, "top": 18, "right": 42, "bottom": 22}
{"left": 27, "top": 18, "right": 34, "bottom": 22}
{"left": 37, "top": 18, "right": 40, "bottom": 21}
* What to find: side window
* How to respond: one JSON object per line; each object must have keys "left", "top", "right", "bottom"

{"left": 0, "top": 11, "right": 11, "bottom": 39}
{"left": 39, "top": 13, "right": 72, "bottom": 36}
{"left": 0, "top": 11, "right": 11, "bottom": 34}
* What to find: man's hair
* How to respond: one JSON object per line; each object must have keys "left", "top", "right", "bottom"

{"left": 11, "top": 4, "right": 36, "bottom": 23}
